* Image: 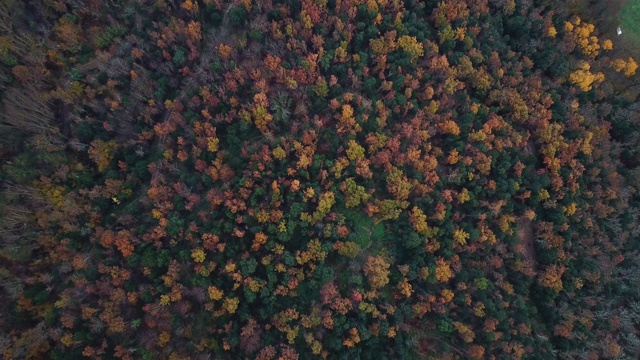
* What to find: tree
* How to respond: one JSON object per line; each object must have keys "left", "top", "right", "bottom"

{"left": 363, "top": 256, "right": 390, "bottom": 289}
{"left": 2, "top": 88, "right": 58, "bottom": 136}
{"left": 538, "top": 265, "right": 565, "bottom": 292}
{"left": 611, "top": 57, "right": 638, "bottom": 77}
{"left": 569, "top": 61, "right": 604, "bottom": 91}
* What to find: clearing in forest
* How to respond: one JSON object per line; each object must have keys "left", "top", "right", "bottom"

{"left": 621, "top": 0, "right": 640, "bottom": 40}
{"left": 516, "top": 219, "right": 537, "bottom": 266}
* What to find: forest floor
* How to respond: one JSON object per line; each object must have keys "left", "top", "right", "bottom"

{"left": 516, "top": 219, "right": 537, "bottom": 265}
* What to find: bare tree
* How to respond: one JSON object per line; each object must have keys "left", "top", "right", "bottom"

{"left": 1, "top": 87, "right": 57, "bottom": 135}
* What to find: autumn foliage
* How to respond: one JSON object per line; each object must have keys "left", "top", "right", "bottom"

{"left": 1, "top": 0, "right": 640, "bottom": 359}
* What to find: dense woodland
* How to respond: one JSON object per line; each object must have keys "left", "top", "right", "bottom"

{"left": 2, "top": 0, "right": 640, "bottom": 358}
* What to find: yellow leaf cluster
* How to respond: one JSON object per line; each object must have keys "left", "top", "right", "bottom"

{"left": 438, "top": 119, "right": 461, "bottom": 136}
{"left": 453, "top": 228, "right": 470, "bottom": 246}
{"left": 256, "top": 209, "right": 270, "bottom": 223}
{"left": 300, "top": 10, "right": 313, "bottom": 30}
{"left": 160, "top": 294, "right": 171, "bottom": 305}
{"left": 301, "top": 191, "right": 335, "bottom": 224}
{"left": 158, "top": 331, "right": 171, "bottom": 347}
{"left": 331, "top": 157, "right": 350, "bottom": 178}
{"left": 43, "top": 184, "right": 66, "bottom": 208}
{"left": 191, "top": 248, "right": 206, "bottom": 263}
{"left": 217, "top": 43, "right": 232, "bottom": 60}
{"left": 478, "top": 223, "right": 497, "bottom": 245}
{"left": 336, "top": 104, "right": 362, "bottom": 135}
{"left": 457, "top": 188, "right": 471, "bottom": 204}
{"left": 252, "top": 105, "right": 273, "bottom": 133}
{"left": 538, "top": 188, "right": 550, "bottom": 200}
{"left": 624, "top": 58, "right": 638, "bottom": 76}
{"left": 343, "top": 328, "right": 361, "bottom": 347}
{"left": 310, "top": 340, "right": 322, "bottom": 355}
{"left": 409, "top": 206, "right": 430, "bottom": 235}
{"left": 397, "top": 278, "right": 413, "bottom": 298}
{"left": 335, "top": 241, "right": 359, "bottom": 258}
{"left": 341, "top": 104, "right": 354, "bottom": 120}
{"left": 565, "top": 18, "right": 601, "bottom": 57}
{"left": 473, "top": 302, "right": 486, "bottom": 317}
{"left": 435, "top": 257, "right": 453, "bottom": 282}
{"left": 397, "top": 35, "right": 424, "bottom": 61}
{"left": 539, "top": 265, "right": 565, "bottom": 292}
{"left": 206, "top": 278, "right": 220, "bottom": 293}
{"left": 186, "top": 21, "right": 202, "bottom": 41}
{"left": 223, "top": 297, "right": 240, "bottom": 314}
{"left": 296, "top": 239, "right": 327, "bottom": 265}
{"left": 370, "top": 31, "right": 397, "bottom": 55}
{"left": 563, "top": 202, "right": 577, "bottom": 216}
{"left": 244, "top": 277, "right": 262, "bottom": 292}
{"left": 88, "top": 140, "right": 118, "bottom": 172}
{"left": 441, "top": 288, "right": 454, "bottom": 303}
{"left": 611, "top": 57, "right": 638, "bottom": 77}
{"left": 61, "top": 333, "right": 73, "bottom": 347}
{"left": 207, "top": 137, "right": 219, "bottom": 152}
{"left": 374, "top": 199, "right": 409, "bottom": 223}
{"left": 453, "top": 321, "right": 475, "bottom": 343}
{"left": 252, "top": 92, "right": 273, "bottom": 132}
{"left": 272, "top": 146, "right": 286, "bottom": 160}
{"left": 497, "top": 214, "right": 515, "bottom": 233}
{"left": 447, "top": 149, "right": 459, "bottom": 164}
{"left": 612, "top": 58, "right": 626, "bottom": 72}
{"left": 346, "top": 139, "right": 365, "bottom": 161}
{"left": 182, "top": 0, "right": 198, "bottom": 12}
{"left": 278, "top": 220, "right": 287, "bottom": 232}
{"left": 568, "top": 61, "right": 605, "bottom": 91}
{"left": 344, "top": 178, "right": 370, "bottom": 208}
{"left": 387, "top": 326, "right": 397, "bottom": 338}
{"left": 386, "top": 167, "right": 412, "bottom": 201}
{"left": 363, "top": 255, "right": 390, "bottom": 289}
{"left": 334, "top": 41, "right": 349, "bottom": 63}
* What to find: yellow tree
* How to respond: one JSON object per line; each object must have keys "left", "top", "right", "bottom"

{"left": 251, "top": 92, "right": 273, "bottom": 132}
{"left": 564, "top": 17, "right": 601, "bottom": 58}
{"left": 409, "top": 206, "right": 434, "bottom": 236}
{"left": 538, "top": 265, "right": 565, "bottom": 292}
{"left": 301, "top": 191, "right": 335, "bottom": 224}
{"left": 453, "top": 321, "right": 475, "bottom": 343}
{"left": 611, "top": 57, "right": 638, "bottom": 77}
{"left": 435, "top": 257, "right": 453, "bottom": 282}
{"left": 88, "top": 140, "right": 118, "bottom": 172}
{"left": 386, "top": 167, "right": 412, "bottom": 201}
{"left": 397, "top": 35, "right": 424, "bottom": 62}
{"left": 363, "top": 255, "right": 390, "bottom": 289}
{"left": 343, "top": 178, "right": 370, "bottom": 208}
{"left": 568, "top": 61, "right": 604, "bottom": 91}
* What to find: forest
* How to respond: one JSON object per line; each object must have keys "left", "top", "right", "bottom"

{"left": 2, "top": 0, "right": 640, "bottom": 359}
